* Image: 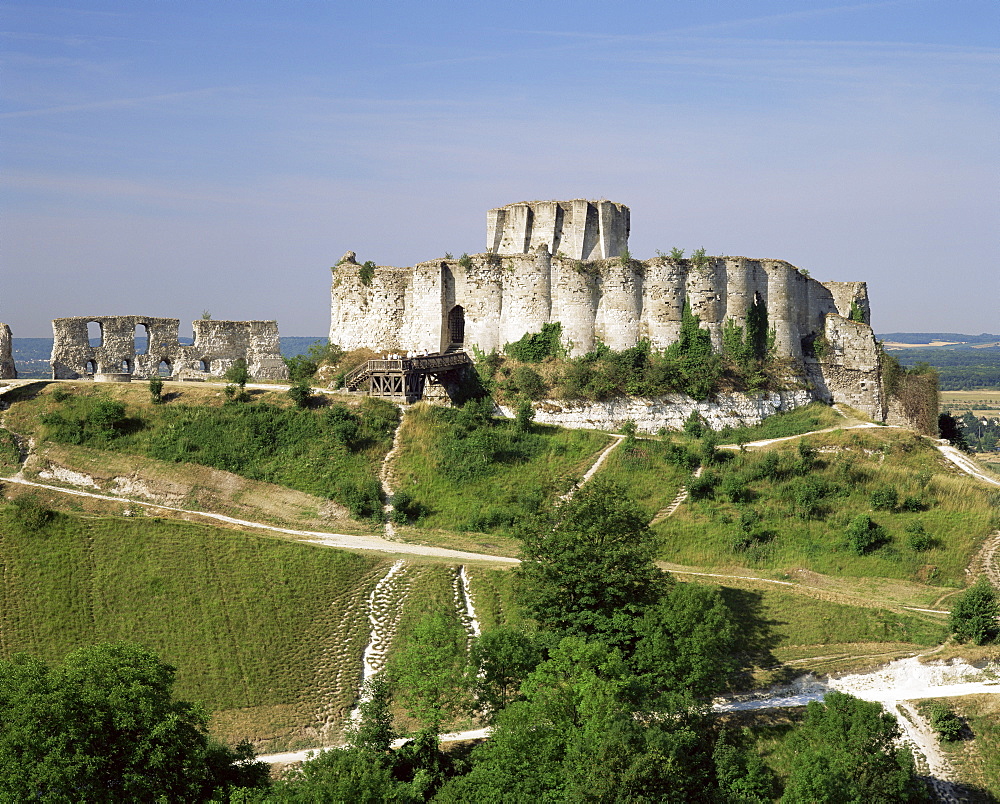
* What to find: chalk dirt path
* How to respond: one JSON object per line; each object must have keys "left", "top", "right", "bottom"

{"left": 3, "top": 475, "right": 517, "bottom": 564}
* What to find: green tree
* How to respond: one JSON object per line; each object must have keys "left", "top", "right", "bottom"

{"left": 0, "top": 642, "right": 267, "bottom": 801}
{"left": 347, "top": 675, "right": 397, "bottom": 752}
{"left": 470, "top": 628, "right": 541, "bottom": 720}
{"left": 516, "top": 478, "right": 669, "bottom": 648}
{"left": 270, "top": 746, "right": 417, "bottom": 803}
{"left": 148, "top": 375, "right": 164, "bottom": 404}
{"left": 631, "top": 581, "right": 740, "bottom": 704}
{"left": 949, "top": 576, "right": 999, "bottom": 645}
{"left": 287, "top": 378, "right": 313, "bottom": 408}
{"left": 781, "top": 691, "right": 927, "bottom": 803}
{"left": 224, "top": 358, "right": 251, "bottom": 388}
{"left": 439, "top": 638, "right": 712, "bottom": 803}
{"left": 387, "top": 611, "right": 473, "bottom": 730}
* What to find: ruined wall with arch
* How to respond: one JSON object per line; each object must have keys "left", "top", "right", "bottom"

{"left": 50, "top": 316, "right": 288, "bottom": 382}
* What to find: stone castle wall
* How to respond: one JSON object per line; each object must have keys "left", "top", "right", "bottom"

{"left": 0, "top": 324, "right": 16, "bottom": 379}
{"left": 330, "top": 199, "right": 894, "bottom": 423}
{"left": 51, "top": 316, "right": 288, "bottom": 381}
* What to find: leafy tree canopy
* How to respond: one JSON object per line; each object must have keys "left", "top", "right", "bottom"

{"left": 515, "top": 478, "right": 669, "bottom": 649}
{"left": 781, "top": 690, "right": 927, "bottom": 803}
{"left": 0, "top": 641, "right": 267, "bottom": 802}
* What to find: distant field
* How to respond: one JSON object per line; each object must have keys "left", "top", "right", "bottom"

{"left": 940, "top": 390, "right": 1000, "bottom": 415}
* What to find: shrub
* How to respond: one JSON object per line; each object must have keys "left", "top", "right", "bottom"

{"left": 224, "top": 359, "right": 250, "bottom": 388}
{"left": 288, "top": 380, "right": 313, "bottom": 409}
{"left": 905, "top": 521, "right": 932, "bottom": 552}
{"left": 899, "top": 495, "right": 924, "bottom": 512}
{"left": 846, "top": 514, "right": 887, "bottom": 555}
{"left": 870, "top": 486, "right": 899, "bottom": 511}
{"left": 504, "top": 323, "right": 563, "bottom": 363}
{"left": 358, "top": 260, "right": 376, "bottom": 286}
{"left": 458, "top": 253, "right": 472, "bottom": 268}
{"left": 51, "top": 387, "right": 71, "bottom": 403}
{"left": 514, "top": 400, "right": 534, "bottom": 434}
{"left": 506, "top": 366, "right": 545, "bottom": 400}
{"left": 949, "top": 576, "right": 999, "bottom": 645}
{"left": 683, "top": 410, "right": 705, "bottom": 438}
{"left": 688, "top": 469, "right": 718, "bottom": 500}
{"left": 148, "top": 376, "right": 164, "bottom": 405}
{"left": 928, "top": 703, "right": 964, "bottom": 741}
{"left": 8, "top": 495, "right": 54, "bottom": 531}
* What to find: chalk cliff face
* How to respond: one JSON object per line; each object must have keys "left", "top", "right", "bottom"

{"left": 0, "top": 324, "right": 16, "bottom": 379}
{"left": 330, "top": 200, "right": 886, "bottom": 420}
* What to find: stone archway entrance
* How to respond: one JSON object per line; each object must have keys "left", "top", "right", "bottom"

{"left": 447, "top": 305, "right": 465, "bottom": 350}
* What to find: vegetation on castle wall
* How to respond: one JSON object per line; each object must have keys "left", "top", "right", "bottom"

{"left": 485, "top": 304, "right": 784, "bottom": 404}
{"left": 883, "top": 351, "right": 940, "bottom": 435}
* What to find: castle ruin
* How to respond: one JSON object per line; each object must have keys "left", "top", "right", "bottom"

{"left": 330, "top": 200, "right": 887, "bottom": 420}
{"left": 0, "top": 324, "right": 16, "bottom": 380}
{"left": 50, "top": 316, "right": 289, "bottom": 382}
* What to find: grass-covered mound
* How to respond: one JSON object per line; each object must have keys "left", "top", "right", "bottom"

{"left": 0, "top": 494, "right": 390, "bottom": 747}
{"left": 8, "top": 383, "right": 398, "bottom": 520}
{"left": 0, "top": 494, "right": 524, "bottom": 750}
{"left": 390, "top": 401, "right": 611, "bottom": 534}
{"left": 658, "top": 427, "right": 997, "bottom": 585}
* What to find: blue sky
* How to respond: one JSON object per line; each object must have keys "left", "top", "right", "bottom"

{"left": 3, "top": 0, "right": 997, "bottom": 337}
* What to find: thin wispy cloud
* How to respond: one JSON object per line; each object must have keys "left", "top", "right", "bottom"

{"left": 0, "top": 86, "right": 237, "bottom": 118}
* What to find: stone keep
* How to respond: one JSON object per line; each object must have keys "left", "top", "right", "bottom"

{"left": 330, "top": 199, "right": 886, "bottom": 419}
{"left": 50, "top": 316, "right": 289, "bottom": 381}
{"left": 0, "top": 324, "right": 15, "bottom": 379}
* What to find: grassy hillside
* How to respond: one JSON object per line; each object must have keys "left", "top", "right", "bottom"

{"left": 391, "top": 403, "right": 611, "bottom": 534}
{"left": 5, "top": 382, "right": 397, "bottom": 521}
{"left": 2, "top": 381, "right": 999, "bottom": 767}
{"left": 0, "top": 492, "right": 523, "bottom": 751}
{"left": 657, "top": 427, "right": 997, "bottom": 586}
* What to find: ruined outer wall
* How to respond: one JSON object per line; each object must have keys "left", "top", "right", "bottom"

{"left": 804, "top": 315, "right": 884, "bottom": 420}
{"left": 0, "top": 324, "right": 16, "bottom": 379}
{"left": 51, "top": 316, "right": 288, "bottom": 381}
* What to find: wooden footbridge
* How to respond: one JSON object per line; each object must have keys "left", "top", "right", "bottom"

{"left": 343, "top": 351, "right": 471, "bottom": 403}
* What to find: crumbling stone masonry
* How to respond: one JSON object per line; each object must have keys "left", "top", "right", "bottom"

{"left": 330, "top": 199, "right": 891, "bottom": 421}
{"left": 0, "top": 324, "right": 16, "bottom": 379}
{"left": 50, "top": 316, "right": 289, "bottom": 382}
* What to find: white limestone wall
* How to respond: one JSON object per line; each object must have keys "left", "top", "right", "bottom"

{"left": 595, "top": 259, "right": 642, "bottom": 350}
{"left": 487, "top": 200, "right": 629, "bottom": 261}
{"left": 510, "top": 390, "right": 815, "bottom": 434}
{"left": 499, "top": 253, "right": 551, "bottom": 346}
{"left": 401, "top": 262, "right": 446, "bottom": 353}
{"left": 551, "top": 258, "right": 598, "bottom": 356}
{"left": 685, "top": 258, "right": 726, "bottom": 349}
{"left": 641, "top": 258, "right": 686, "bottom": 349}
{"left": 462, "top": 259, "right": 504, "bottom": 355}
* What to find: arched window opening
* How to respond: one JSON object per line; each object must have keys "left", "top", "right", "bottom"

{"left": 120, "top": 359, "right": 132, "bottom": 374}
{"left": 157, "top": 360, "right": 172, "bottom": 378}
{"left": 85, "top": 360, "right": 97, "bottom": 375}
{"left": 134, "top": 323, "right": 149, "bottom": 355}
{"left": 87, "top": 321, "right": 102, "bottom": 348}
{"left": 198, "top": 359, "right": 210, "bottom": 372}
{"left": 447, "top": 305, "right": 465, "bottom": 347}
